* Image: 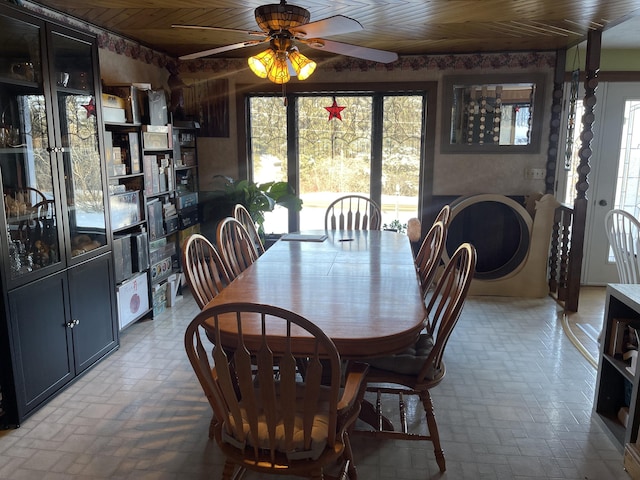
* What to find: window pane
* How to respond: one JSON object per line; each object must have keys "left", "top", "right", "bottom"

{"left": 381, "top": 95, "right": 422, "bottom": 230}
{"left": 298, "top": 96, "right": 372, "bottom": 230}
{"left": 250, "top": 97, "right": 287, "bottom": 234}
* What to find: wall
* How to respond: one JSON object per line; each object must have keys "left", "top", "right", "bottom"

{"left": 180, "top": 53, "right": 556, "bottom": 195}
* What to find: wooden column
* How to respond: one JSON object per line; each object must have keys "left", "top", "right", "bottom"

{"left": 567, "top": 29, "right": 601, "bottom": 312}
{"left": 546, "top": 49, "right": 566, "bottom": 194}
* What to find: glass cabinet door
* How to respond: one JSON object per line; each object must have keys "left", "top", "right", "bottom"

{"left": 49, "top": 30, "right": 107, "bottom": 259}
{"left": 0, "top": 13, "right": 63, "bottom": 282}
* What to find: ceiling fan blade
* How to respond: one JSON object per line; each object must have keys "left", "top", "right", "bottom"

{"left": 171, "top": 24, "right": 266, "bottom": 38}
{"left": 304, "top": 39, "right": 398, "bottom": 63}
{"left": 179, "top": 40, "right": 264, "bottom": 60}
{"left": 291, "top": 15, "right": 363, "bottom": 38}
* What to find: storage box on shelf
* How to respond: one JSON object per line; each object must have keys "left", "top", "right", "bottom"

{"left": 116, "top": 272, "right": 149, "bottom": 330}
{"left": 595, "top": 284, "right": 640, "bottom": 453}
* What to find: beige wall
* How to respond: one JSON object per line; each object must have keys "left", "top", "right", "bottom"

{"left": 180, "top": 56, "right": 555, "bottom": 195}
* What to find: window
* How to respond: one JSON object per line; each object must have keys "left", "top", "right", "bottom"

{"left": 249, "top": 91, "right": 427, "bottom": 234}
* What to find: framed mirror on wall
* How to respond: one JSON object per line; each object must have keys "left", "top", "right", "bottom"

{"left": 441, "top": 73, "right": 546, "bottom": 154}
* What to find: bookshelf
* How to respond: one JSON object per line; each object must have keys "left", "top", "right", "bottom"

{"left": 103, "top": 119, "right": 199, "bottom": 329}
{"left": 595, "top": 284, "right": 640, "bottom": 452}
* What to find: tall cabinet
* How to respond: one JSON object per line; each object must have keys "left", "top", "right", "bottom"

{"left": 0, "top": 4, "right": 117, "bottom": 428}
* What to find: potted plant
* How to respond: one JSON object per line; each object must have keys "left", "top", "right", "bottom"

{"left": 207, "top": 175, "right": 303, "bottom": 236}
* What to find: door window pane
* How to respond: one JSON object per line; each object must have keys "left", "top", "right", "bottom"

{"left": 298, "top": 95, "right": 372, "bottom": 230}
{"left": 250, "top": 96, "right": 287, "bottom": 234}
{"left": 381, "top": 95, "right": 422, "bottom": 230}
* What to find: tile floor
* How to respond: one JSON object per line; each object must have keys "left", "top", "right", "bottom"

{"left": 0, "top": 290, "right": 631, "bottom": 480}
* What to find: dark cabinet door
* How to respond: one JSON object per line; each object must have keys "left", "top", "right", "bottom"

{"left": 68, "top": 253, "right": 117, "bottom": 373}
{"left": 8, "top": 271, "right": 73, "bottom": 418}
{"left": 0, "top": 10, "right": 66, "bottom": 289}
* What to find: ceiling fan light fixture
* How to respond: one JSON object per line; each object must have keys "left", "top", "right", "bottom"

{"left": 267, "top": 54, "right": 291, "bottom": 84}
{"left": 248, "top": 48, "right": 276, "bottom": 78}
{"left": 255, "top": 1, "right": 310, "bottom": 32}
{"left": 288, "top": 49, "right": 316, "bottom": 80}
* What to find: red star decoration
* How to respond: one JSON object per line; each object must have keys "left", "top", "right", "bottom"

{"left": 82, "top": 98, "right": 96, "bottom": 117}
{"left": 325, "top": 98, "right": 345, "bottom": 121}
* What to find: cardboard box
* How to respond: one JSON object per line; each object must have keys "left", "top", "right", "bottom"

{"left": 149, "top": 240, "right": 175, "bottom": 265}
{"left": 151, "top": 256, "right": 172, "bottom": 284}
{"left": 164, "top": 215, "right": 179, "bottom": 235}
{"left": 142, "top": 131, "right": 169, "bottom": 150}
{"left": 102, "top": 93, "right": 126, "bottom": 109}
{"left": 117, "top": 272, "right": 149, "bottom": 330}
{"left": 152, "top": 282, "right": 167, "bottom": 316}
{"left": 103, "top": 106, "right": 126, "bottom": 123}
{"left": 178, "top": 206, "right": 199, "bottom": 229}
{"left": 176, "top": 192, "right": 198, "bottom": 210}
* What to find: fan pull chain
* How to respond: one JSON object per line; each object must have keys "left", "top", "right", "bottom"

{"left": 282, "top": 83, "right": 287, "bottom": 106}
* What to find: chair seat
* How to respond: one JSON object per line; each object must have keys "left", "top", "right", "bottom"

{"left": 222, "top": 383, "right": 332, "bottom": 461}
{"left": 367, "top": 334, "right": 440, "bottom": 378}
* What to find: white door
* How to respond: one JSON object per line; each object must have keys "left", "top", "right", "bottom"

{"left": 561, "top": 82, "right": 640, "bottom": 284}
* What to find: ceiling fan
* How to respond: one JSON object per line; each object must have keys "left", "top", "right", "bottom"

{"left": 172, "top": 0, "right": 398, "bottom": 84}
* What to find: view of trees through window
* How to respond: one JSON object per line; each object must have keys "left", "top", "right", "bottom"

{"left": 250, "top": 93, "right": 425, "bottom": 234}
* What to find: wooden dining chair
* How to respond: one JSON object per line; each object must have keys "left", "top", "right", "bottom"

{"left": 324, "top": 195, "right": 381, "bottom": 231}
{"left": 355, "top": 242, "right": 476, "bottom": 472}
{"left": 605, "top": 209, "right": 640, "bottom": 283}
{"left": 181, "top": 233, "right": 231, "bottom": 310}
{"left": 216, "top": 217, "right": 260, "bottom": 279}
{"left": 185, "top": 302, "right": 369, "bottom": 480}
{"left": 434, "top": 204, "right": 451, "bottom": 228}
{"left": 415, "top": 220, "right": 447, "bottom": 296}
{"left": 233, "top": 203, "right": 265, "bottom": 255}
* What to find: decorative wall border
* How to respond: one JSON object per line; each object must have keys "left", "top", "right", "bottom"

{"left": 22, "top": 1, "right": 555, "bottom": 75}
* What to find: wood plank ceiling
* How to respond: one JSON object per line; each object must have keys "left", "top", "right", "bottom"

{"left": 31, "top": 0, "right": 640, "bottom": 60}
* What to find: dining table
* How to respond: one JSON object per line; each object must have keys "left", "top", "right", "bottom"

{"left": 205, "top": 229, "right": 427, "bottom": 359}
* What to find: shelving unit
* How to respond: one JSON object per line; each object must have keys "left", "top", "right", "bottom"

{"left": 104, "top": 122, "right": 152, "bottom": 330}
{"left": 595, "top": 284, "right": 640, "bottom": 452}
{"left": 102, "top": 115, "right": 200, "bottom": 327}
